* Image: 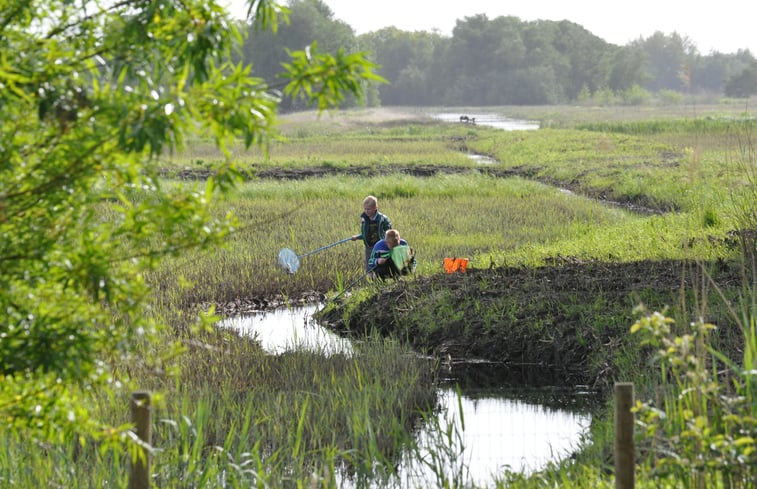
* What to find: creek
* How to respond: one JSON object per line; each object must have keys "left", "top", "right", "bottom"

{"left": 220, "top": 111, "right": 593, "bottom": 485}
{"left": 431, "top": 112, "right": 540, "bottom": 131}
{"left": 220, "top": 304, "right": 593, "bottom": 487}
{"left": 435, "top": 111, "right": 661, "bottom": 214}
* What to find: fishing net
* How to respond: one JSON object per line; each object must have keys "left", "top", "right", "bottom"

{"left": 277, "top": 248, "right": 300, "bottom": 274}
{"left": 390, "top": 245, "right": 416, "bottom": 274}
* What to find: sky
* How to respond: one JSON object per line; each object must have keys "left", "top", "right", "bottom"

{"left": 225, "top": 0, "right": 755, "bottom": 55}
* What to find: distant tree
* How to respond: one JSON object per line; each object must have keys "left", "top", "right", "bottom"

{"left": 548, "top": 20, "right": 614, "bottom": 99}
{"left": 239, "top": 8, "right": 757, "bottom": 107}
{"left": 393, "top": 65, "right": 430, "bottom": 104}
{"left": 443, "top": 15, "right": 550, "bottom": 104}
{"left": 486, "top": 16, "right": 530, "bottom": 71}
{"left": 359, "top": 27, "right": 443, "bottom": 105}
{"left": 240, "top": 0, "right": 373, "bottom": 110}
{"left": 724, "top": 62, "right": 757, "bottom": 97}
{"left": 506, "top": 66, "right": 563, "bottom": 104}
{"left": 692, "top": 52, "right": 733, "bottom": 93}
{"left": 0, "top": 0, "right": 380, "bottom": 446}
{"left": 608, "top": 45, "right": 646, "bottom": 92}
{"left": 443, "top": 16, "right": 614, "bottom": 104}
{"left": 635, "top": 31, "right": 698, "bottom": 92}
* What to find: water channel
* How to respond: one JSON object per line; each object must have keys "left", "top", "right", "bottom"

{"left": 431, "top": 111, "right": 540, "bottom": 131}
{"left": 220, "top": 112, "right": 592, "bottom": 486}
{"left": 220, "top": 304, "right": 593, "bottom": 487}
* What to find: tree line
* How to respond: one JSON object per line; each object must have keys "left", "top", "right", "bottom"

{"left": 239, "top": 0, "right": 757, "bottom": 108}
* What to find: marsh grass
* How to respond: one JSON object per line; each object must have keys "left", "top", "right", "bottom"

{"left": 576, "top": 118, "right": 756, "bottom": 135}
{"left": 6, "top": 107, "right": 753, "bottom": 489}
{"left": 0, "top": 327, "right": 440, "bottom": 488}
{"left": 466, "top": 101, "right": 757, "bottom": 128}
{"left": 148, "top": 173, "right": 669, "bottom": 307}
{"left": 467, "top": 123, "right": 754, "bottom": 216}
{"left": 146, "top": 330, "right": 441, "bottom": 487}
{"left": 162, "top": 120, "right": 476, "bottom": 174}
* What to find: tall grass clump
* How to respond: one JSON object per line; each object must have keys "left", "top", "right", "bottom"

{"left": 630, "top": 304, "right": 755, "bottom": 488}
{"left": 0, "top": 325, "right": 440, "bottom": 487}
{"left": 143, "top": 326, "right": 440, "bottom": 486}
{"left": 726, "top": 120, "right": 756, "bottom": 285}
{"left": 628, "top": 123, "right": 755, "bottom": 489}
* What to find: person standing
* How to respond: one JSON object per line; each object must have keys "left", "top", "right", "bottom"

{"left": 351, "top": 195, "right": 392, "bottom": 271}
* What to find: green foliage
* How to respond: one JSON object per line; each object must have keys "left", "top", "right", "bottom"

{"left": 0, "top": 0, "right": 379, "bottom": 451}
{"left": 631, "top": 307, "right": 756, "bottom": 487}
{"left": 591, "top": 87, "right": 618, "bottom": 106}
{"left": 619, "top": 84, "right": 652, "bottom": 106}
{"left": 360, "top": 27, "right": 444, "bottom": 105}
{"left": 725, "top": 62, "right": 757, "bottom": 98}
{"left": 658, "top": 89, "right": 685, "bottom": 105}
{"left": 282, "top": 42, "right": 386, "bottom": 110}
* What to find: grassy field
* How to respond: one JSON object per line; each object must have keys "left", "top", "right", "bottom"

{"left": 4, "top": 104, "right": 754, "bottom": 488}
{"left": 147, "top": 104, "right": 753, "bottom": 487}
{"left": 152, "top": 106, "right": 751, "bottom": 307}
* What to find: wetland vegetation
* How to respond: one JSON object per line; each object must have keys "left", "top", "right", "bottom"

{"left": 6, "top": 2, "right": 754, "bottom": 487}
{"left": 152, "top": 105, "right": 753, "bottom": 487}
{"left": 4, "top": 104, "right": 756, "bottom": 487}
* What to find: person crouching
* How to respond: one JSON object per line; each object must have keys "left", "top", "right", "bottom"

{"left": 368, "top": 229, "right": 414, "bottom": 280}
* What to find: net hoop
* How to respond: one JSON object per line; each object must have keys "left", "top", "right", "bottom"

{"left": 277, "top": 248, "right": 300, "bottom": 274}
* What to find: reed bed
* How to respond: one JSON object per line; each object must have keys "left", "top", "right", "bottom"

{"left": 1, "top": 329, "right": 439, "bottom": 487}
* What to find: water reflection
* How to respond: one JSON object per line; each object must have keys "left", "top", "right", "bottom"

{"left": 222, "top": 305, "right": 591, "bottom": 486}
{"left": 430, "top": 388, "right": 590, "bottom": 480}
{"left": 219, "top": 303, "right": 352, "bottom": 356}
{"left": 466, "top": 153, "right": 498, "bottom": 165}
{"left": 433, "top": 112, "right": 540, "bottom": 131}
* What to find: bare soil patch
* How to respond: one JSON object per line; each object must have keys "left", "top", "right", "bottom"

{"left": 317, "top": 258, "right": 746, "bottom": 391}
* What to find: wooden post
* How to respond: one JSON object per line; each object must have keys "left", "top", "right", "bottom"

{"left": 129, "top": 391, "right": 152, "bottom": 489}
{"left": 615, "top": 382, "right": 635, "bottom": 489}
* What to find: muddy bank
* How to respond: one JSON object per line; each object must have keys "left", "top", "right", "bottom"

{"left": 317, "top": 258, "right": 747, "bottom": 392}
{"left": 200, "top": 290, "right": 325, "bottom": 318}
{"left": 161, "top": 163, "right": 470, "bottom": 181}
{"left": 164, "top": 161, "right": 670, "bottom": 215}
